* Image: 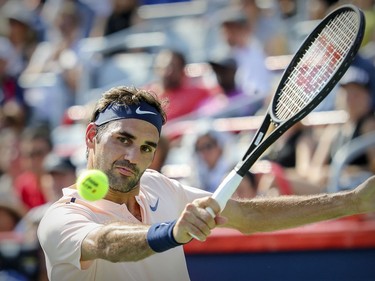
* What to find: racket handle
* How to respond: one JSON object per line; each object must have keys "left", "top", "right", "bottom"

{"left": 188, "top": 170, "right": 243, "bottom": 241}
{"left": 206, "top": 207, "right": 215, "bottom": 218}
{"left": 211, "top": 170, "right": 243, "bottom": 212}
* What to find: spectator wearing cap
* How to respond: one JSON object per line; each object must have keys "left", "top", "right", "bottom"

{"left": 41, "top": 152, "right": 77, "bottom": 202}
{"left": 215, "top": 7, "right": 272, "bottom": 115}
{"left": 350, "top": 55, "right": 375, "bottom": 112}
{"left": 209, "top": 56, "right": 240, "bottom": 99}
{"left": 307, "top": 62, "right": 375, "bottom": 190}
{"left": 203, "top": 55, "right": 259, "bottom": 118}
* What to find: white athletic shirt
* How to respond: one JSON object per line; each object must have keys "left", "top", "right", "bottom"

{"left": 37, "top": 169, "right": 211, "bottom": 281}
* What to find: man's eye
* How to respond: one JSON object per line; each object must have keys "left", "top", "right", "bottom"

{"left": 141, "top": 145, "right": 154, "bottom": 153}
{"left": 118, "top": 137, "right": 130, "bottom": 144}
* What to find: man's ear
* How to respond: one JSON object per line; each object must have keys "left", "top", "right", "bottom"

{"left": 86, "top": 123, "right": 97, "bottom": 148}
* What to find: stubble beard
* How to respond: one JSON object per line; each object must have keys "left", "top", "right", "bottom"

{"left": 106, "top": 168, "right": 143, "bottom": 193}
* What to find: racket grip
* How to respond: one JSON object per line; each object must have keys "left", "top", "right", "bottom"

{"left": 211, "top": 170, "right": 243, "bottom": 212}
{"left": 206, "top": 207, "right": 215, "bottom": 218}
{"left": 188, "top": 171, "right": 243, "bottom": 241}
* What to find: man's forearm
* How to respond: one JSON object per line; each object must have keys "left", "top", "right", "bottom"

{"left": 81, "top": 223, "right": 154, "bottom": 262}
{"left": 224, "top": 190, "right": 356, "bottom": 234}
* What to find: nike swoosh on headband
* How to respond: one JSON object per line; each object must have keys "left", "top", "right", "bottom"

{"left": 136, "top": 106, "right": 157, "bottom": 115}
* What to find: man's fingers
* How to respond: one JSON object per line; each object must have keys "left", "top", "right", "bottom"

{"left": 185, "top": 203, "right": 214, "bottom": 234}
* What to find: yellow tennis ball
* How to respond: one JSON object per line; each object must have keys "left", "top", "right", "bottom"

{"left": 77, "top": 169, "right": 109, "bottom": 201}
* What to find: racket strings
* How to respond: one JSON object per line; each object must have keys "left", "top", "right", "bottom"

{"left": 275, "top": 10, "right": 359, "bottom": 121}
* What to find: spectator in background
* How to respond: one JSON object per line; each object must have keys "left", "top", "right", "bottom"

{"left": 307, "top": 0, "right": 340, "bottom": 20}
{"left": 0, "top": 36, "right": 26, "bottom": 107}
{"left": 237, "top": 0, "right": 290, "bottom": 56}
{"left": 21, "top": 0, "right": 85, "bottom": 128}
{"left": 0, "top": 201, "right": 25, "bottom": 232}
{"left": 188, "top": 128, "right": 257, "bottom": 198}
{"left": 205, "top": 55, "right": 259, "bottom": 118}
{"left": 308, "top": 63, "right": 375, "bottom": 190}
{"left": 104, "top": 0, "right": 139, "bottom": 36}
{"left": 255, "top": 122, "right": 321, "bottom": 196}
{"left": 0, "top": 36, "right": 30, "bottom": 133}
{"left": 39, "top": 152, "right": 77, "bottom": 203}
{"left": 15, "top": 153, "right": 77, "bottom": 281}
{"left": 15, "top": 126, "right": 53, "bottom": 210}
{"left": 1, "top": 0, "right": 39, "bottom": 75}
{"left": 209, "top": 56, "right": 240, "bottom": 99}
{"left": 192, "top": 130, "right": 233, "bottom": 193}
{"left": 352, "top": 0, "right": 375, "bottom": 49}
{"left": 351, "top": 54, "right": 375, "bottom": 112}
{"left": 0, "top": 128, "right": 25, "bottom": 209}
{"left": 147, "top": 49, "right": 219, "bottom": 120}
{"left": 0, "top": 130, "right": 26, "bottom": 232}
{"left": 218, "top": 8, "right": 272, "bottom": 115}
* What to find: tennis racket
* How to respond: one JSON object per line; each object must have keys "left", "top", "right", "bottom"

{"left": 205, "top": 4, "right": 365, "bottom": 218}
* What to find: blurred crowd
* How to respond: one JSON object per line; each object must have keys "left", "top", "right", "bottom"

{"left": 0, "top": 0, "right": 375, "bottom": 280}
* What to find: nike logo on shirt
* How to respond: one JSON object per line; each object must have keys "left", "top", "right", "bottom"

{"left": 136, "top": 106, "right": 157, "bottom": 115}
{"left": 150, "top": 198, "right": 159, "bottom": 212}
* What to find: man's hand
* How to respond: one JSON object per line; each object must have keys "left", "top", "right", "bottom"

{"left": 353, "top": 175, "right": 375, "bottom": 214}
{"left": 172, "top": 197, "right": 226, "bottom": 243}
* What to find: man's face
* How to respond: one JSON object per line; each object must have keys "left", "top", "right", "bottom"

{"left": 221, "top": 23, "right": 248, "bottom": 48}
{"left": 155, "top": 52, "right": 184, "bottom": 90}
{"left": 90, "top": 119, "right": 160, "bottom": 193}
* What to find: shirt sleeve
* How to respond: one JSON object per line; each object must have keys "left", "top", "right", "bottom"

{"left": 37, "top": 201, "right": 102, "bottom": 270}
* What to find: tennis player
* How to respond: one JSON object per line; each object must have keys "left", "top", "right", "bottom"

{"left": 38, "top": 86, "right": 375, "bottom": 281}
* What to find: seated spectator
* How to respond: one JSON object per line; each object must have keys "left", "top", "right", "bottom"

{"left": 0, "top": 128, "right": 25, "bottom": 210}
{"left": 103, "top": 0, "right": 139, "bottom": 36}
{"left": 1, "top": 0, "right": 39, "bottom": 75}
{"left": 192, "top": 129, "right": 232, "bottom": 192}
{"left": 15, "top": 152, "right": 77, "bottom": 281}
{"left": 16, "top": 152, "right": 77, "bottom": 238}
{"left": 0, "top": 36, "right": 26, "bottom": 107}
{"left": 204, "top": 55, "right": 258, "bottom": 117}
{"left": 178, "top": 127, "right": 257, "bottom": 198}
{"left": 0, "top": 200, "right": 25, "bottom": 232}
{"left": 0, "top": 36, "right": 30, "bottom": 131}
{"left": 187, "top": 128, "right": 257, "bottom": 198}
{"left": 21, "top": 0, "right": 85, "bottom": 128}
{"left": 14, "top": 126, "right": 53, "bottom": 210}
{"left": 146, "top": 49, "right": 220, "bottom": 121}
{"left": 238, "top": 0, "right": 290, "bottom": 56}
{"left": 217, "top": 8, "right": 273, "bottom": 114}
{"left": 250, "top": 121, "right": 321, "bottom": 196}
{"left": 308, "top": 63, "right": 375, "bottom": 190}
